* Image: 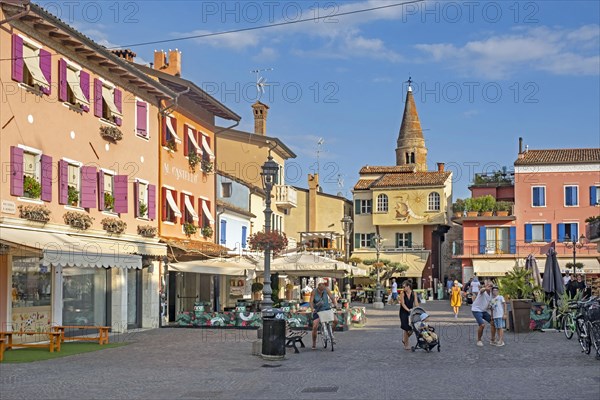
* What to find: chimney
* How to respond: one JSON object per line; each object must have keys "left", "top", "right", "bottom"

{"left": 153, "top": 49, "right": 182, "bottom": 76}
{"left": 111, "top": 49, "right": 136, "bottom": 62}
{"left": 251, "top": 101, "right": 269, "bottom": 135}
{"left": 437, "top": 162, "right": 445, "bottom": 172}
{"left": 518, "top": 137, "right": 525, "bottom": 159}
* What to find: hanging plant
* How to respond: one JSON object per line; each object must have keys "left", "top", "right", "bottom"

{"left": 137, "top": 224, "right": 157, "bottom": 238}
{"left": 104, "top": 192, "right": 115, "bottom": 211}
{"left": 183, "top": 222, "right": 198, "bottom": 236}
{"left": 201, "top": 225, "right": 213, "bottom": 238}
{"left": 201, "top": 159, "right": 214, "bottom": 173}
{"left": 23, "top": 175, "right": 42, "bottom": 199}
{"left": 248, "top": 231, "right": 288, "bottom": 255}
{"left": 64, "top": 211, "right": 94, "bottom": 230}
{"left": 101, "top": 217, "right": 127, "bottom": 234}
{"left": 99, "top": 125, "right": 123, "bottom": 142}
{"left": 166, "top": 138, "right": 177, "bottom": 152}
{"left": 188, "top": 152, "right": 201, "bottom": 172}
{"left": 18, "top": 205, "right": 51, "bottom": 223}
{"left": 68, "top": 185, "right": 79, "bottom": 206}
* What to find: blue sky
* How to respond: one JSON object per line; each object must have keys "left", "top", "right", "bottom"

{"left": 39, "top": 1, "right": 600, "bottom": 199}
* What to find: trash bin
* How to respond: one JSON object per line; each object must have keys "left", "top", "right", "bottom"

{"left": 261, "top": 308, "right": 286, "bottom": 360}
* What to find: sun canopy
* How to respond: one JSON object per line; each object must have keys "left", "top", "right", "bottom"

{"left": 253, "top": 252, "right": 368, "bottom": 278}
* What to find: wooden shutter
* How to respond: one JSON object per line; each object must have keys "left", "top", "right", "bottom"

{"left": 113, "top": 175, "right": 128, "bottom": 214}
{"left": 94, "top": 78, "right": 103, "bottom": 117}
{"left": 524, "top": 224, "right": 532, "bottom": 243}
{"left": 478, "top": 226, "right": 486, "bottom": 255}
{"left": 557, "top": 223, "right": 565, "bottom": 243}
{"left": 39, "top": 49, "right": 51, "bottom": 96}
{"left": 11, "top": 34, "right": 24, "bottom": 82}
{"left": 180, "top": 192, "right": 186, "bottom": 225}
{"left": 40, "top": 154, "right": 52, "bottom": 202}
{"left": 242, "top": 226, "right": 247, "bottom": 248}
{"left": 10, "top": 146, "right": 24, "bottom": 196}
{"left": 544, "top": 223, "right": 552, "bottom": 243}
{"left": 220, "top": 219, "right": 227, "bottom": 244}
{"left": 354, "top": 200, "right": 361, "bottom": 215}
{"left": 58, "top": 59, "right": 68, "bottom": 102}
{"left": 354, "top": 233, "right": 361, "bottom": 248}
{"left": 148, "top": 184, "right": 156, "bottom": 220}
{"left": 161, "top": 187, "right": 168, "bottom": 221}
{"left": 136, "top": 101, "right": 147, "bottom": 136}
{"left": 80, "top": 71, "right": 90, "bottom": 112}
{"left": 509, "top": 227, "right": 517, "bottom": 254}
{"left": 58, "top": 160, "right": 68, "bottom": 204}
{"left": 97, "top": 172, "right": 105, "bottom": 211}
{"left": 134, "top": 181, "right": 140, "bottom": 217}
{"left": 80, "top": 166, "right": 97, "bottom": 208}
{"left": 114, "top": 89, "right": 122, "bottom": 126}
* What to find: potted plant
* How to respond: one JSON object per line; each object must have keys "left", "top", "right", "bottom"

{"left": 104, "top": 192, "right": 115, "bottom": 211}
{"left": 251, "top": 282, "right": 263, "bottom": 301}
{"left": 99, "top": 125, "right": 123, "bottom": 142}
{"left": 495, "top": 201, "right": 513, "bottom": 216}
{"left": 478, "top": 195, "right": 496, "bottom": 217}
{"left": 18, "top": 205, "right": 51, "bottom": 223}
{"left": 464, "top": 198, "right": 480, "bottom": 217}
{"left": 498, "top": 266, "right": 535, "bottom": 334}
{"left": 101, "top": 217, "right": 127, "bottom": 234}
{"left": 248, "top": 231, "right": 289, "bottom": 255}
{"left": 200, "top": 225, "right": 213, "bottom": 238}
{"left": 137, "top": 224, "right": 157, "bottom": 238}
{"left": 183, "top": 222, "right": 198, "bottom": 236}
{"left": 188, "top": 152, "right": 201, "bottom": 172}
{"left": 63, "top": 211, "right": 94, "bottom": 230}
{"left": 201, "top": 159, "right": 214, "bottom": 173}
{"left": 166, "top": 138, "right": 177, "bottom": 152}
{"left": 23, "top": 176, "right": 42, "bottom": 199}
{"left": 452, "top": 199, "right": 465, "bottom": 218}
{"left": 138, "top": 201, "right": 148, "bottom": 218}
{"left": 68, "top": 186, "right": 79, "bottom": 206}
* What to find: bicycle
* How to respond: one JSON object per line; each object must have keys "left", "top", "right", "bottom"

{"left": 317, "top": 309, "right": 336, "bottom": 352}
{"left": 575, "top": 298, "right": 595, "bottom": 355}
{"left": 561, "top": 301, "right": 578, "bottom": 340}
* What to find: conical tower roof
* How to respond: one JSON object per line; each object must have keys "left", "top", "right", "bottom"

{"left": 397, "top": 87, "right": 423, "bottom": 143}
{"left": 395, "top": 82, "right": 427, "bottom": 170}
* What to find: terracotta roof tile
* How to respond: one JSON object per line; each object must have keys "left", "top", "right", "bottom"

{"left": 216, "top": 200, "right": 256, "bottom": 218}
{"left": 514, "top": 149, "right": 600, "bottom": 165}
{"left": 354, "top": 179, "right": 377, "bottom": 190}
{"left": 372, "top": 171, "right": 451, "bottom": 188}
{"left": 359, "top": 165, "right": 416, "bottom": 174}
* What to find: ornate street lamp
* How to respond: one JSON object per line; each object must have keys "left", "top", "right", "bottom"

{"left": 341, "top": 215, "right": 353, "bottom": 300}
{"left": 373, "top": 233, "right": 385, "bottom": 309}
{"left": 564, "top": 234, "right": 587, "bottom": 275}
{"left": 259, "top": 153, "right": 279, "bottom": 310}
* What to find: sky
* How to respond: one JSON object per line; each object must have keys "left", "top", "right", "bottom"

{"left": 37, "top": 0, "right": 600, "bottom": 200}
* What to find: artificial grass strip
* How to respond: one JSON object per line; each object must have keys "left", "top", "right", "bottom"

{"left": 2, "top": 342, "right": 127, "bottom": 363}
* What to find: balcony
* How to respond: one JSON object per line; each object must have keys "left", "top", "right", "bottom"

{"left": 451, "top": 240, "right": 600, "bottom": 258}
{"left": 587, "top": 220, "right": 600, "bottom": 243}
{"left": 274, "top": 185, "right": 297, "bottom": 209}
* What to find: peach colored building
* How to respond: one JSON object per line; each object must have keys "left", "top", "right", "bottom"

{"left": 0, "top": 2, "right": 175, "bottom": 335}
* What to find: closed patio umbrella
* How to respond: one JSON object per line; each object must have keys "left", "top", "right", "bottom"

{"left": 542, "top": 248, "right": 565, "bottom": 329}
{"left": 525, "top": 254, "right": 543, "bottom": 288}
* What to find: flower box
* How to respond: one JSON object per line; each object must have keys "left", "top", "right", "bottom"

{"left": 188, "top": 152, "right": 201, "bottom": 172}
{"left": 200, "top": 225, "right": 213, "bottom": 238}
{"left": 183, "top": 222, "right": 198, "bottom": 236}
{"left": 201, "top": 159, "right": 214, "bottom": 173}
{"left": 101, "top": 217, "right": 127, "bottom": 234}
{"left": 137, "top": 224, "right": 157, "bottom": 238}
{"left": 18, "top": 205, "right": 51, "bottom": 223}
{"left": 99, "top": 126, "right": 123, "bottom": 142}
{"left": 64, "top": 211, "right": 94, "bottom": 230}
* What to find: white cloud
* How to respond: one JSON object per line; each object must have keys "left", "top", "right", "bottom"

{"left": 252, "top": 47, "right": 278, "bottom": 62}
{"left": 73, "top": 22, "right": 150, "bottom": 64}
{"left": 415, "top": 25, "right": 600, "bottom": 79}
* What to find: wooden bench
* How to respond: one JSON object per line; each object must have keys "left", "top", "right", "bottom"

{"left": 52, "top": 326, "right": 110, "bottom": 345}
{"left": 285, "top": 324, "right": 307, "bottom": 354}
{"left": 0, "top": 338, "right": 5, "bottom": 362}
{"left": 0, "top": 331, "right": 62, "bottom": 353}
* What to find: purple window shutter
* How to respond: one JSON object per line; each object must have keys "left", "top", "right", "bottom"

{"left": 80, "top": 166, "right": 97, "bottom": 209}
{"left": 113, "top": 175, "right": 128, "bottom": 214}
{"left": 148, "top": 184, "right": 156, "bottom": 220}
{"left": 97, "top": 172, "right": 105, "bottom": 211}
{"left": 39, "top": 49, "right": 52, "bottom": 96}
{"left": 58, "top": 59, "right": 68, "bottom": 102}
{"left": 94, "top": 78, "right": 103, "bottom": 117}
{"left": 114, "top": 89, "right": 122, "bottom": 126}
{"left": 58, "top": 160, "right": 68, "bottom": 204}
{"left": 40, "top": 155, "right": 52, "bottom": 202}
{"left": 136, "top": 101, "right": 147, "bottom": 135}
{"left": 80, "top": 71, "right": 90, "bottom": 112}
{"left": 134, "top": 181, "right": 140, "bottom": 217}
{"left": 11, "top": 34, "right": 23, "bottom": 82}
{"left": 10, "top": 146, "right": 24, "bottom": 196}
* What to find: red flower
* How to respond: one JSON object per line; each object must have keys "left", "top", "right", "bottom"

{"left": 248, "top": 231, "right": 288, "bottom": 255}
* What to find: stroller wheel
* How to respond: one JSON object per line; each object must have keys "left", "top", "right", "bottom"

{"left": 437, "top": 345, "right": 441, "bottom": 352}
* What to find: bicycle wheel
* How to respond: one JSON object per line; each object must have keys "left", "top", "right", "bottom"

{"left": 587, "top": 321, "right": 599, "bottom": 354}
{"left": 321, "top": 324, "right": 328, "bottom": 349}
{"left": 578, "top": 320, "right": 591, "bottom": 354}
{"left": 325, "top": 323, "right": 334, "bottom": 352}
{"left": 563, "top": 314, "right": 574, "bottom": 340}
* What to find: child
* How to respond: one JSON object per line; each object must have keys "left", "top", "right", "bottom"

{"left": 417, "top": 313, "right": 438, "bottom": 343}
{"left": 489, "top": 286, "right": 506, "bottom": 346}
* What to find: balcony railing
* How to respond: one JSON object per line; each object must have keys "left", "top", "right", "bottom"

{"left": 587, "top": 220, "right": 600, "bottom": 242}
{"left": 451, "top": 240, "right": 600, "bottom": 257}
{"left": 274, "top": 185, "right": 297, "bottom": 208}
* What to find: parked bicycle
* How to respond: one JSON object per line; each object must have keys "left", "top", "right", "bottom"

{"left": 561, "top": 300, "right": 578, "bottom": 340}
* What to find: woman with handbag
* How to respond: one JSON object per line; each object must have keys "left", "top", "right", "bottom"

{"left": 399, "top": 279, "right": 419, "bottom": 350}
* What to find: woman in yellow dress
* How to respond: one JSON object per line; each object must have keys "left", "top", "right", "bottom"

{"left": 450, "top": 280, "right": 462, "bottom": 319}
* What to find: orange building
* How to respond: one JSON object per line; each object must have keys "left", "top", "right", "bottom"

{"left": 0, "top": 2, "right": 174, "bottom": 334}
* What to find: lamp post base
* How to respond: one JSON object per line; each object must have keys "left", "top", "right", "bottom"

{"left": 373, "top": 301, "right": 384, "bottom": 309}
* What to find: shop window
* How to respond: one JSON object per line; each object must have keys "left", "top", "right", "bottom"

{"left": 62, "top": 267, "right": 108, "bottom": 326}
{"left": 11, "top": 257, "right": 52, "bottom": 308}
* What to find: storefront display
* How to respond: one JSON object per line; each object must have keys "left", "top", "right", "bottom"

{"left": 62, "top": 267, "right": 109, "bottom": 326}
{"left": 11, "top": 256, "right": 52, "bottom": 333}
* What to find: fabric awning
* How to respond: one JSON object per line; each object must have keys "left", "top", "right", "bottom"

{"left": 187, "top": 126, "right": 202, "bottom": 154}
{"left": 166, "top": 116, "right": 182, "bottom": 143}
{"left": 472, "top": 259, "right": 521, "bottom": 277}
{"left": 351, "top": 251, "right": 429, "bottom": 278}
{"left": 0, "top": 226, "right": 141, "bottom": 269}
{"left": 557, "top": 257, "right": 600, "bottom": 274}
{"left": 202, "top": 200, "right": 215, "bottom": 223}
{"left": 253, "top": 252, "right": 368, "bottom": 278}
{"left": 67, "top": 67, "right": 89, "bottom": 106}
{"left": 166, "top": 189, "right": 182, "bottom": 217}
{"left": 168, "top": 258, "right": 254, "bottom": 276}
{"left": 76, "top": 236, "right": 167, "bottom": 257}
{"left": 201, "top": 135, "right": 215, "bottom": 160}
{"left": 22, "top": 45, "right": 49, "bottom": 90}
{"left": 102, "top": 85, "right": 121, "bottom": 116}
{"left": 184, "top": 195, "right": 199, "bottom": 221}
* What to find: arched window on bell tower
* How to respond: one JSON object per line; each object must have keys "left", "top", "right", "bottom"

{"left": 410, "top": 152, "right": 415, "bottom": 164}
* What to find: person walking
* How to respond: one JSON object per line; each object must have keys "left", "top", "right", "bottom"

{"left": 450, "top": 280, "right": 462, "bottom": 318}
{"left": 471, "top": 281, "right": 495, "bottom": 347}
{"left": 489, "top": 286, "right": 506, "bottom": 346}
{"left": 399, "top": 279, "right": 419, "bottom": 350}
{"left": 437, "top": 281, "right": 444, "bottom": 300}
{"left": 390, "top": 278, "right": 399, "bottom": 305}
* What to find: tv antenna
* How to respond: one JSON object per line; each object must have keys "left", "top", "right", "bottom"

{"left": 316, "top": 138, "right": 324, "bottom": 176}
{"left": 251, "top": 67, "right": 273, "bottom": 101}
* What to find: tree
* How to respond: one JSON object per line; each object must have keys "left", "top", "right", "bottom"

{"left": 362, "top": 258, "right": 409, "bottom": 282}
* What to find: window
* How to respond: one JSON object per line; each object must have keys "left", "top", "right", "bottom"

{"left": 62, "top": 267, "right": 108, "bottom": 326}
{"left": 162, "top": 187, "right": 182, "bottom": 223}
{"left": 99, "top": 172, "right": 127, "bottom": 213}
{"left": 532, "top": 186, "right": 546, "bottom": 207}
{"left": 525, "top": 223, "right": 551, "bottom": 243}
{"left": 201, "top": 133, "right": 215, "bottom": 163}
{"left": 162, "top": 115, "right": 182, "bottom": 149}
{"left": 480, "top": 226, "right": 516, "bottom": 254}
{"left": 100, "top": 172, "right": 114, "bottom": 212}
{"left": 22, "top": 150, "right": 40, "bottom": 199}
{"left": 94, "top": 78, "right": 122, "bottom": 125}
{"left": 565, "top": 185, "right": 579, "bottom": 207}
{"left": 135, "top": 181, "right": 149, "bottom": 218}
{"left": 59, "top": 159, "right": 82, "bottom": 207}
{"left": 354, "top": 199, "right": 372, "bottom": 215}
{"left": 428, "top": 192, "right": 441, "bottom": 211}
{"left": 11, "top": 35, "right": 51, "bottom": 94}
{"left": 221, "top": 182, "right": 232, "bottom": 198}
{"left": 241, "top": 226, "right": 248, "bottom": 248}
{"left": 591, "top": 186, "right": 600, "bottom": 206}
{"left": 135, "top": 100, "right": 148, "bottom": 137}
{"left": 59, "top": 59, "right": 89, "bottom": 110}
{"left": 558, "top": 223, "right": 579, "bottom": 243}
{"left": 354, "top": 233, "right": 372, "bottom": 248}
{"left": 11, "top": 256, "right": 51, "bottom": 308}
{"left": 376, "top": 194, "right": 388, "bottom": 212}
{"left": 182, "top": 193, "right": 198, "bottom": 224}
{"left": 200, "top": 198, "right": 215, "bottom": 228}
{"left": 185, "top": 125, "right": 202, "bottom": 157}
{"left": 396, "top": 232, "right": 412, "bottom": 248}
{"left": 10, "top": 146, "right": 52, "bottom": 202}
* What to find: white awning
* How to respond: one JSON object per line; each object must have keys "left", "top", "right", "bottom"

{"left": 202, "top": 199, "right": 215, "bottom": 223}
{"left": 67, "top": 67, "right": 89, "bottom": 106}
{"left": 201, "top": 135, "right": 215, "bottom": 160}
{"left": 168, "top": 259, "right": 254, "bottom": 276}
{"left": 184, "top": 195, "right": 199, "bottom": 221}
{"left": 166, "top": 189, "right": 182, "bottom": 217}
{"left": 76, "top": 236, "right": 167, "bottom": 257}
{"left": 22, "top": 45, "right": 49, "bottom": 90}
{"left": 187, "top": 126, "right": 202, "bottom": 154}
{"left": 0, "top": 226, "right": 141, "bottom": 269}
{"left": 102, "top": 85, "right": 121, "bottom": 116}
{"left": 166, "top": 116, "right": 182, "bottom": 143}
{"left": 472, "top": 259, "right": 521, "bottom": 277}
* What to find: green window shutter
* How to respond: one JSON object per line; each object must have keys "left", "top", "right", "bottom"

{"left": 354, "top": 200, "right": 361, "bottom": 215}
{"left": 407, "top": 232, "right": 412, "bottom": 248}
{"left": 354, "top": 233, "right": 361, "bottom": 248}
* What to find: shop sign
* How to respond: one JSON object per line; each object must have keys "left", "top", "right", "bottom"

{"left": 163, "top": 162, "right": 198, "bottom": 183}
{"left": 2, "top": 200, "right": 16, "bottom": 214}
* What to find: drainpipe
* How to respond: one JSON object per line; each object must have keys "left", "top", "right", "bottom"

{"left": 0, "top": 1, "right": 31, "bottom": 25}
{"left": 159, "top": 87, "right": 191, "bottom": 116}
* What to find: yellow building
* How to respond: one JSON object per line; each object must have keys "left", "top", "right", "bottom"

{"left": 352, "top": 84, "right": 453, "bottom": 290}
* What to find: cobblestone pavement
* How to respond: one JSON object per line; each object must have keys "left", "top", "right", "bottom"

{"left": 2, "top": 301, "right": 599, "bottom": 400}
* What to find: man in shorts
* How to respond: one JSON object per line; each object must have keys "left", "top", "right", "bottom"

{"left": 471, "top": 281, "right": 495, "bottom": 347}
{"left": 390, "top": 278, "right": 399, "bottom": 305}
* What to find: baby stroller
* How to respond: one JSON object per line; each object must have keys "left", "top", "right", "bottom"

{"left": 409, "top": 307, "right": 441, "bottom": 353}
